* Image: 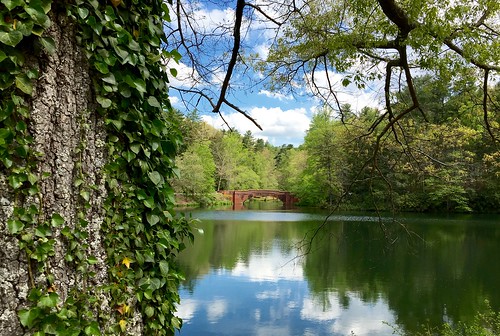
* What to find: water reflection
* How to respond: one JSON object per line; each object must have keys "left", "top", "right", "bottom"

{"left": 176, "top": 210, "right": 500, "bottom": 335}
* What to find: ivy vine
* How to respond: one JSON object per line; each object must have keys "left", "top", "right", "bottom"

{"left": 1, "top": 0, "right": 191, "bottom": 334}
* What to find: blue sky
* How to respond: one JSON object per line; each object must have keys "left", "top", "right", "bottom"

{"left": 166, "top": 1, "right": 382, "bottom": 147}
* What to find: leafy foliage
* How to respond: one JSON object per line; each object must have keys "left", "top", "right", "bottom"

{"left": 2, "top": 0, "right": 192, "bottom": 334}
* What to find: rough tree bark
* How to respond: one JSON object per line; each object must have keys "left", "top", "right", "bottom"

{"left": 0, "top": 8, "right": 135, "bottom": 335}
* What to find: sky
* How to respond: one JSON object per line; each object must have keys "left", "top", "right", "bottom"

{"left": 166, "top": 1, "right": 382, "bottom": 147}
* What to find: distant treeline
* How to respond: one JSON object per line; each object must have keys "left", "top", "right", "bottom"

{"left": 171, "top": 76, "right": 500, "bottom": 212}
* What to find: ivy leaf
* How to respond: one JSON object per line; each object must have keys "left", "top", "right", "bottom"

{"left": 87, "top": 255, "right": 98, "bottom": 265}
{"left": 50, "top": 213, "right": 64, "bottom": 226}
{"left": 0, "top": 30, "right": 23, "bottom": 47}
{"left": 15, "top": 20, "right": 35, "bottom": 36}
{"left": 146, "top": 213, "right": 159, "bottom": 226}
{"left": 25, "top": 7, "right": 51, "bottom": 29}
{"left": 121, "top": 257, "right": 133, "bottom": 269}
{"left": 143, "top": 197, "right": 155, "bottom": 209}
{"left": 159, "top": 260, "right": 169, "bottom": 276}
{"left": 0, "top": 50, "right": 7, "bottom": 63}
{"left": 84, "top": 321, "right": 101, "bottom": 335}
{"left": 118, "top": 319, "right": 127, "bottom": 332}
{"left": 15, "top": 74, "right": 33, "bottom": 95}
{"left": 1, "top": 0, "right": 24, "bottom": 11}
{"left": 102, "top": 73, "right": 116, "bottom": 85}
{"left": 80, "top": 190, "right": 90, "bottom": 202}
{"left": 39, "top": 36, "right": 56, "bottom": 54}
{"left": 147, "top": 96, "right": 161, "bottom": 108}
{"left": 96, "top": 96, "right": 112, "bottom": 108}
{"left": 7, "top": 219, "right": 24, "bottom": 234}
{"left": 133, "top": 78, "right": 146, "bottom": 94}
{"left": 37, "top": 293, "right": 59, "bottom": 308}
{"left": 94, "top": 62, "right": 109, "bottom": 74}
{"left": 130, "top": 143, "right": 141, "bottom": 154}
{"left": 145, "top": 306, "right": 154, "bottom": 318}
{"left": 115, "top": 304, "right": 130, "bottom": 315}
{"left": 147, "top": 171, "right": 163, "bottom": 186}
{"left": 77, "top": 7, "right": 90, "bottom": 19}
{"left": 18, "top": 307, "right": 42, "bottom": 328}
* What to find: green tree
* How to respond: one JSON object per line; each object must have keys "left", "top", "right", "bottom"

{"left": 252, "top": 147, "right": 279, "bottom": 189}
{"left": 302, "top": 109, "right": 344, "bottom": 207}
{"left": 173, "top": 142, "right": 216, "bottom": 204}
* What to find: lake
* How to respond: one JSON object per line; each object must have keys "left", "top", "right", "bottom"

{"left": 175, "top": 206, "right": 500, "bottom": 335}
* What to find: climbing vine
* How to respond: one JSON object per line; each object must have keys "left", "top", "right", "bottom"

{"left": 1, "top": 0, "right": 191, "bottom": 334}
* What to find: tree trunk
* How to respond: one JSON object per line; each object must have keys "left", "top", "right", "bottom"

{"left": 0, "top": 8, "right": 141, "bottom": 335}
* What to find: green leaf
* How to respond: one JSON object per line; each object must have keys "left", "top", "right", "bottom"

{"left": 143, "top": 197, "right": 155, "bottom": 209}
{"left": 15, "top": 74, "right": 33, "bottom": 95}
{"left": 133, "top": 78, "right": 147, "bottom": 93}
{"left": 25, "top": 7, "right": 51, "bottom": 29}
{"left": 15, "top": 20, "right": 34, "bottom": 37}
{"left": 50, "top": 213, "right": 64, "bottom": 226}
{"left": 77, "top": 7, "right": 90, "bottom": 19}
{"left": 61, "top": 226, "right": 72, "bottom": 237}
{"left": 40, "top": 36, "right": 56, "bottom": 54}
{"left": 146, "top": 213, "right": 159, "bottom": 225}
{"left": 170, "top": 68, "right": 178, "bottom": 77}
{"left": 145, "top": 306, "right": 154, "bottom": 318}
{"left": 80, "top": 190, "right": 90, "bottom": 202}
{"left": 18, "top": 307, "right": 42, "bottom": 328}
{"left": 123, "top": 151, "right": 136, "bottom": 162}
{"left": 0, "top": 30, "right": 23, "bottom": 47}
{"left": 159, "top": 260, "right": 169, "bottom": 276}
{"left": 130, "top": 143, "right": 141, "bottom": 154}
{"left": 150, "top": 278, "right": 161, "bottom": 290}
{"left": 96, "top": 96, "right": 112, "bottom": 108}
{"left": 0, "top": 50, "right": 7, "bottom": 63}
{"left": 147, "top": 171, "right": 163, "bottom": 186}
{"left": 106, "top": 118, "right": 123, "bottom": 130}
{"left": 9, "top": 174, "right": 25, "bottom": 189}
{"left": 1, "top": 0, "right": 24, "bottom": 10}
{"left": 94, "top": 62, "right": 109, "bottom": 74}
{"left": 85, "top": 321, "right": 101, "bottom": 335}
{"left": 147, "top": 96, "right": 161, "bottom": 108}
{"left": 7, "top": 219, "right": 24, "bottom": 234}
{"left": 102, "top": 73, "right": 116, "bottom": 85}
{"left": 87, "top": 255, "right": 98, "bottom": 265}
{"left": 37, "top": 293, "right": 58, "bottom": 308}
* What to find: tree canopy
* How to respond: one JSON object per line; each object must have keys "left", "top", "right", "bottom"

{"left": 168, "top": 0, "right": 499, "bottom": 142}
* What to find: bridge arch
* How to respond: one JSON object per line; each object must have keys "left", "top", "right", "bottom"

{"left": 219, "top": 190, "right": 299, "bottom": 209}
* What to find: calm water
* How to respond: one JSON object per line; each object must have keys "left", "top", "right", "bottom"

{"left": 175, "top": 206, "right": 500, "bottom": 335}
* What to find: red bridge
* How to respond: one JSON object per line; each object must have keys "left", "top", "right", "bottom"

{"left": 219, "top": 190, "right": 299, "bottom": 210}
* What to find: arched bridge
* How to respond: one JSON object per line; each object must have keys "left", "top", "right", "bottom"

{"left": 218, "top": 190, "right": 299, "bottom": 209}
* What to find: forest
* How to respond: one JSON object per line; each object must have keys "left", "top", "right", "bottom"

{"left": 172, "top": 76, "right": 500, "bottom": 213}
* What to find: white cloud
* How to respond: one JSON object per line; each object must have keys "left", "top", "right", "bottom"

{"left": 206, "top": 298, "right": 228, "bottom": 323}
{"left": 202, "top": 106, "right": 311, "bottom": 146}
{"left": 300, "top": 295, "right": 342, "bottom": 321}
{"left": 330, "top": 295, "right": 395, "bottom": 336}
{"left": 167, "top": 61, "right": 202, "bottom": 88}
{"left": 230, "top": 244, "right": 304, "bottom": 281}
{"left": 255, "top": 325, "right": 291, "bottom": 336}
{"left": 168, "top": 95, "right": 179, "bottom": 106}
{"left": 175, "top": 298, "right": 198, "bottom": 324}
{"left": 258, "top": 89, "right": 293, "bottom": 101}
{"left": 300, "top": 291, "right": 395, "bottom": 336}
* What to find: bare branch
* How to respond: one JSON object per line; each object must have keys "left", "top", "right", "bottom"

{"left": 223, "top": 99, "right": 263, "bottom": 130}
{"left": 213, "top": 0, "right": 245, "bottom": 113}
{"left": 483, "top": 69, "right": 499, "bottom": 143}
{"left": 246, "top": 3, "right": 282, "bottom": 26}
